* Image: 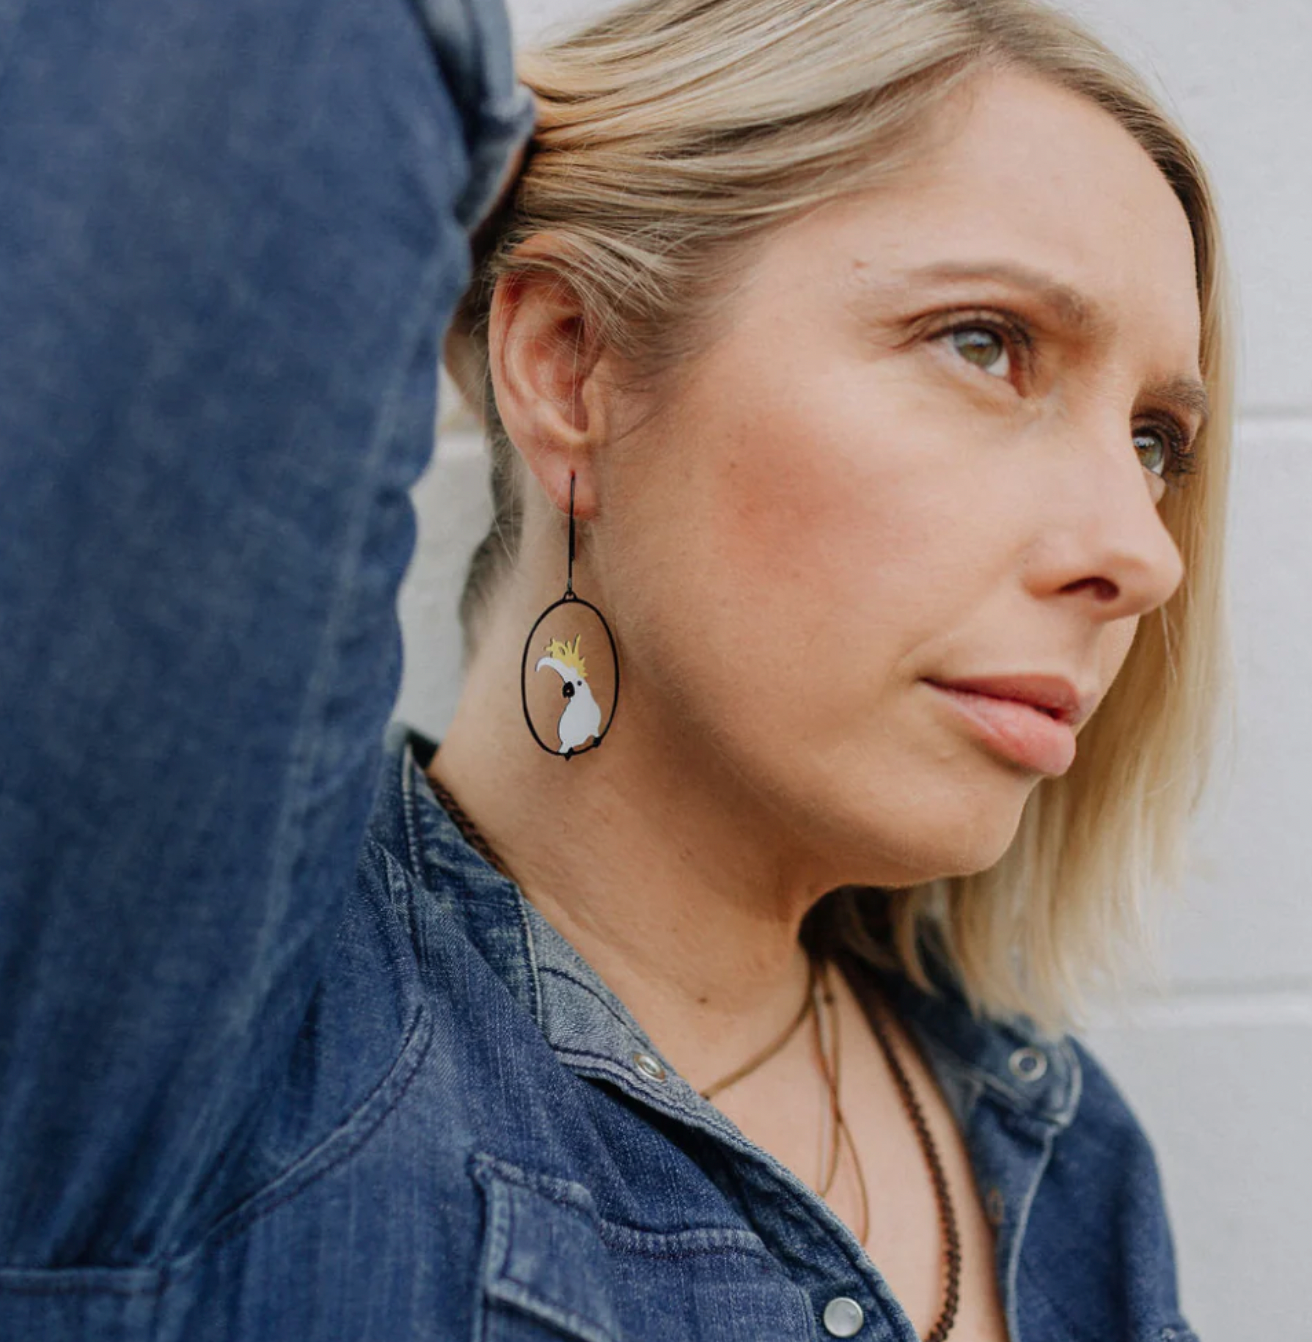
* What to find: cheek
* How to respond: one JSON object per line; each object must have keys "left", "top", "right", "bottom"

{"left": 697, "top": 389, "right": 982, "bottom": 636}
{"left": 596, "top": 351, "right": 1030, "bottom": 750}
{"left": 1100, "top": 617, "right": 1140, "bottom": 684}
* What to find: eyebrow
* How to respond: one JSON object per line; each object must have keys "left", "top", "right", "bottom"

{"left": 899, "top": 260, "right": 1109, "bottom": 337}
{"left": 1144, "top": 374, "right": 1211, "bottom": 432}
{"left": 854, "top": 259, "right": 1212, "bottom": 429}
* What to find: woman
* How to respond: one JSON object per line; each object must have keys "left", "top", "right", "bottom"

{"left": 0, "top": 0, "right": 1229, "bottom": 1339}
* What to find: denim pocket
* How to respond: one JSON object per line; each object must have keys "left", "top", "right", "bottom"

{"left": 196, "top": 1007, "right": 435, "bottom": 1254}
{"left": 471, "top": 1155, "right": 813, "bottom": 1342}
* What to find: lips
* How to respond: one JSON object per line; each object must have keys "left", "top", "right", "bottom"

{"left": 924, "top": 676, "right": 1093, "bottom": 775}
{"left": 926, "top": 675, "right": 1093, "bottom": 729}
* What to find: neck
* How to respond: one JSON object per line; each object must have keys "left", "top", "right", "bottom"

{"left": 430, "top": 594, "right": 836, "bottom": 1087}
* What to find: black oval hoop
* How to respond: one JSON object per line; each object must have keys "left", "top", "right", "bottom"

{"left": 520, "top": 591, "right": 621, "bottom": 760}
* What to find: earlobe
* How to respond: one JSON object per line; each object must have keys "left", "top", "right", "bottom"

{"left": 488, "top": 248, "right": 606, "bottom": 519}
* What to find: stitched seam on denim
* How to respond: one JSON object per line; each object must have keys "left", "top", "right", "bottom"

{"left": 362, "top": 840, "right": 428, "bottom": 996}
{"left": 1003, "top": 1126, "right": 1057, "bottom": 1342}
{"left": 404, "top": 746, "right": 476, "bottom": 898}
{"left": 555, "top": 1048, "right": 678, "bottom": 1092}
{"left": 472, "top": 1148, "right": 509, "bottom": 1342}
{"left": 502, "top": 1047, "right": 899, "bottom": 1308}
{"left": 473, "top": 1149, "right": 511, "bottom": 1342}
{"left": 402, "top": 749, "right": 546, "bottom": 1028}
{"left": 570, "top": 1235, "right": 775, "bottom": 1263}
{"left": 0, "top": 1012, "right": 433, "bottom": 1290}
{"left": 0, "top": 1267, "right": 169, "bottom": 1299}
{"left": 473, "top": 1154, "right": 771, "bottom": 1258}
{"left": 473, "top": 1161, "right": 658, "bottom": 1342}
{"left": 495, "top": 1165, "right": 620, "bottom": 1342}
{"left": 559, "top": 1047, "right": 831, "bottom": 1184}
{"left": 1061, "top": 1037, "right": 1083, "bottom": 1127}
{"left": 947, "top": 1058, "right": 1074, "bottom": 1127}
{"left": 556, "top": 1049, "right": 732, "bottom": 1140}
{"left": 400, "top": 739, "right": 424, "bottom": 889}
{"left": 362, "top": 842, "right": 423, "bottom": 971}
{"left": 485, "top": 1282, "right": 617, "bottom": 1342}
{"left": 186, "top": 1006, "right": 433, "bottom": 1257}
{"left": 514, "top": 894, "right": 545, "bottom": 1029}
{"left": 557, "top": 1047, "right": 665, "bottom": 1077}
{"left": 900, "top": 1007, "right": 1080, "bottom": 1126}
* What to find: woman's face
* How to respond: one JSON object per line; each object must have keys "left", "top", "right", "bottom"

{"left": 588, "top": 70, "right": 1205, "bottom": 884}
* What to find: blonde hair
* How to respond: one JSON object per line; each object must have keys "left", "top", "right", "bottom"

{"left": 447, "top": 0, "right": 1235, "bottom": 1033}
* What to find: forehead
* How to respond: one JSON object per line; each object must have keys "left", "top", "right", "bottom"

{"left": 759, "top": 69, "right": 1202, "bottom": 370}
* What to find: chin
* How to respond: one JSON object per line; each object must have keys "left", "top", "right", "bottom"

{"left": 830, "top": 779, "right": 1030, "bottom": 888}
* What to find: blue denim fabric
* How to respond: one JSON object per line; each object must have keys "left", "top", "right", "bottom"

{"left": 0, "top": 0, "right": 1197, "bottom": 1337}
{"left": 0, "top": 713, "right": 1204, "bottom": 1341}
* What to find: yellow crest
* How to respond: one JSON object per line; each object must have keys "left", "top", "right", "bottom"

{"left": 544, "top": 634, "right": 588, "bottom": 680}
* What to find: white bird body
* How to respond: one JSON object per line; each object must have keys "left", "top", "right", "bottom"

{"left": 535, "top": 654, "right": 603, "bottom": 755}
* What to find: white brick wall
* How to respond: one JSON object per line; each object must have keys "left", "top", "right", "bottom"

{"left": 397, "top": 2, "right": 1312, "bottom": 1335}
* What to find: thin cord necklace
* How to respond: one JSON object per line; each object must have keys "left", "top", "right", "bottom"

{"left": 424, "top": 766, "right": 960, "bottom": 1342}
{"left": 698, "top": 956, "right": 818, "bottom": 1102}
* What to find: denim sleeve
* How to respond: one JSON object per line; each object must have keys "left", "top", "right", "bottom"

{"left": 0, "top": 0, "right": 531, "bottom": 1268}
{"left": 412, "top": 0, "right": 536, "bottom": 231}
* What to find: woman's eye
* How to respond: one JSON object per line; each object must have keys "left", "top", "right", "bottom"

{"left": 1133, "top": 426, "right": 1171, "bottom": 478}
{"left": 948, "top": 326, "right": 1011, "bottom": 378}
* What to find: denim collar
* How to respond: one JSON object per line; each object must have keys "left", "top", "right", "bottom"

{"left": 385, "top": 727, "right": 1080, "bottom": 1135}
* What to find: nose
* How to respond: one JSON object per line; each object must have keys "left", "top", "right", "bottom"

{"left": 1027, "top": 417, "right": 1186, "bottom": 622}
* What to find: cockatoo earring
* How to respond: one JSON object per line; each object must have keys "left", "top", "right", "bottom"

{"left": 520, "top": 473, "right": 620, "bottom": 759}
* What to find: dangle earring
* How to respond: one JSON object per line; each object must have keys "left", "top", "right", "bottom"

{"left": 520, "top": 473, "right": 620, "bottom": 759}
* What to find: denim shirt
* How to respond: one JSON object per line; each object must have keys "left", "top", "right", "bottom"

{"left": 0, "top": 726, "right": 1193, "bottom": 1341}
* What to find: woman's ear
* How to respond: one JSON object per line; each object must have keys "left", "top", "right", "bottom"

{"left": 487, "top": 237, "right": 611, "bottom": 519}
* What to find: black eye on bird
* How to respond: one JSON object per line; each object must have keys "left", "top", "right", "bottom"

{"left": 562, "top": 683, "right": 575, "bottom": 699}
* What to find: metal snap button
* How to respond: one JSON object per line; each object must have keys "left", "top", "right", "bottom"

{"left": 1008, "top": 1046, "right": 1048, "bottom": 1082}
{"left": 632, "top": 1051, "right": 667, "bottom": 1083}
{"left": 985, "top": 1187, "right": 1006, "bottom": 1226}
{"left": 822, "top": 1296, "right": 865, "bottom": 1337}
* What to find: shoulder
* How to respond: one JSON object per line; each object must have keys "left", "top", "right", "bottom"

{"left": 877, "top": 962, "right": 1196, "bottom": 1340}
{"left": 872, "top": 958, "right": 1172, "bottom": 1236}
{"left": 1013, "top": 1031, "right": 1196, "bottom": 1341}
{"left": 1064, "top": 1032, "right": 1160, "bottom": 1157}
{"left": 1042, "top": 1031, "right": 1171, "bottom": 1222}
